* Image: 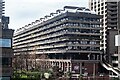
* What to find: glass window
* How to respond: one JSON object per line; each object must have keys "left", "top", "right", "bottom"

{"left": 2, "top": 57, "right": 10, "bottom": 66}
{"left": 0, "top": 39, "right": 11, "bottom": 47}
{"left": 0, "top": 77, "right": 10, "bottom": 80}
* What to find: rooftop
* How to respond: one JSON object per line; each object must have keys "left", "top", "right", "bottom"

{"left": 16, "top": 6, "right": 96, "bottom": 33}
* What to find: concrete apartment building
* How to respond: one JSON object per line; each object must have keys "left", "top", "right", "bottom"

{"left": 13, "top": 6, "right": 112, "bottom": 79}
{"left": 89, "top": 0, "right": 120, "bottom": 77}
{"left": 0, "top": 0, "right": 14, "bottom": 79}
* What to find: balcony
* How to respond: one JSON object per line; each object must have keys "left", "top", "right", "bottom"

{"left": 107, "top": 19, "right": 117, "bottom": 23}
{"left": 107, "top": 24, "right": 117, "bottom": 27}
{"left": 68, "top": 19, "right": 101, "bottom": 25}
{"left": 42, "top": 50, "right": 102, "bottom": 54}
{"left": 112, "top": 61, "right": 118, "bottom": 64}
{"left": 107, "top": 7, "right": 117, "bottom": 10}
{"left": 107, "top": 11, "right": 117, "bottom": 15}
{"left": 37, "top": 43, "right": 67, "bottom": 49}
{"left": 44, "top": 50, "right": 67, "bottom": 54}
{"left": 66, "top": 32, "right": 101, "bottom": 36}
{"left": 107, "top": 15, "right": 117, "bottom": 19}
{"left": 14, "top": 19, "right": 67, "bottom": 37}
{"left": 68, "top": 26, "right": 101, "bottom": 30}
{"left": 112, "top": 53, "right": 118, "bottom": 56}
{"left": 66, "top": 50, "right": 102, "bottom": 54}
{"left": 107, "top": 3, "right": 117, "bottom": 6}
{"left": 67, "top": 44, "right": 100, "bottom": 47}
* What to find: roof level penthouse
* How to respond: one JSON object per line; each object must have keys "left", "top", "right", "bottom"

{"left": 13, "top": 6, "right": 102, "bottom": 61}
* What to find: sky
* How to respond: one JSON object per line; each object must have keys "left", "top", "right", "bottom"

{"left": 5, "top": 0, "right": 88, "bottom": 30}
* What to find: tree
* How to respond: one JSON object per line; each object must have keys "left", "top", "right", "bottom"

{"left": 51, "top": 66, "right": 64, "bottom": 79}
{"left": 12, "top": 54, "right": 25, "bottom": 78}
{"left": 36, "top": 54, "right": 50, "bottom": 72}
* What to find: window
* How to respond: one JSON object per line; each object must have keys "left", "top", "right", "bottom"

{"left": 0, "top": 39, "right": 11, "bottom": 47}
{"left": 2, "top": 58, "right": 11, "bottom": 66}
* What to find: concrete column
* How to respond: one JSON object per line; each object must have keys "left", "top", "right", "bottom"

{"left": 57, "top": 61, "right": 58, "bottom": 66}
{"left": 69, "top": 62, "right": 72, "bottom": 72}
{"left": 118, "top": 47, "right": 120, "bottom": 69}
{"left": 50, "top": 61, "right": 52, "bottom": 67}
{"left": 59, "top": 62, "right": 61, "bottom": 69}
{"left": 61, "top": 62, "right": 64, "bottom": 71}
{"left": 53, "top": 61, "right": 55, "bottom": 66}
{"left": 51, "top": 61, "right": 53, "bottom": 66}
{"left": 97, "top": 55, "right": 99, "bottom": 60}
{"left": 63, "top": 62, "right": 64, "bottom": 72}
{"left": 67, "top": 62, "right": 69, "bottom": 72}
{"left": 54, "top": 61, "right": 56, "bottom": 66}
{"left": 65, "top": 62, "right": 67, "bottom": 72}
{"left": 59, "top": 61, "right": 61, "bottom": 68}
{"left": 93, "top": 63, "right": 96, "bottom": 79}
{"left": 80, "top": 63, "right": 82, "bottom": 75}
{"left": 100, "top": 54, "right": 103, "bottom": 61}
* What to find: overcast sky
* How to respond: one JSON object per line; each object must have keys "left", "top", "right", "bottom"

{"left": 5, "top": 0, "right": 88, "bottom": 30}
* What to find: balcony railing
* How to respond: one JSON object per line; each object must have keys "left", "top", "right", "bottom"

{"left": 107, "top": 15, "right": 117, "bottom": 19}
{"left": 112, "top": 53, "right": 118, "bottom": 56}
{"left": 107, "top": 24, "right": 117, "bottom": 28}
{"left": 107, "top": 7, "right": 117, "bottom": 10}
{"left": 107, "top": 11, "right": 117, "bottom": 14}
{"left": 112, "top": 61, "right": 118, "bottom": 64}
{"left": 107, "top": 19, "right": 117, "bottom": 23}
{"left": 107, "top": 3, "right": 117, "bottom": 6}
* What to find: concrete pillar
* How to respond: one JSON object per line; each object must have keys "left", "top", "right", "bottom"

{"left": 65, "top": 62, "right": 67, "bottom": 72}
{"left": 53, "top": 61, "right": 55, "bottom": 66}
{"left": 118, "top": 47, "right": 120, "bottom": 69}
{"left": 80, "top": 63, "right": 82, "bottom": 75}
{"left": 93, "top": 63, "right": 96, "bottom": 79}
{"left": 51, "top": 61, "right": 53, "bottom": 66}
{"left": 69, "top": 62, "right": 72, "bottom": 72}
{"left": 63, "top": 62, "right": 64, "bottom": 72}
{"left": 56, "top": 61, "right": 57, "bottom": 66}
{"left": 59, "top": 61, "right": 60, "bottom": 68}
{"left": 100, "top": 53, "right": 103, "bottom": 61}
{"left": 67, "top": 62, "right": 69, "bottom": 72}
{"left": 61, "top": 62, "right": 64, "bottom": 71}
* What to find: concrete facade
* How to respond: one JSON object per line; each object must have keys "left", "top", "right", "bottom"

{"left": 89, "top": 0, "right": 120, "bottom": 77}
{"left": 106, "top": 29, "right": 118, "bottom": 67}
{"left": 13, "top": 6, "right": 108, "bottom": 78}
{"left": 89, "top": 0, "right": 120, "bottom": 53}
